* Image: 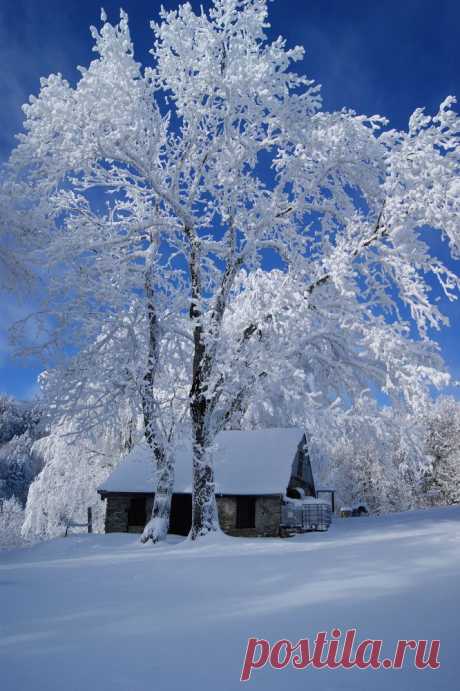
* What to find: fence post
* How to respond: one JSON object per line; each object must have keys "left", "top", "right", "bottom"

{"left": 87, "top": 507, "right": 93, "bottom": 534}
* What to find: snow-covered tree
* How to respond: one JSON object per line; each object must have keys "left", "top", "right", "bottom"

{"left": 0, "top": 396, "right": 44, "bottom": 506}
{"left": 34, "top": 310, "right": 191, "bottom": 543}
{"left": 301, "top": 400, "right": 426, "bottom": 514}
{"left": 22, "top": 407, "right": 140, "bottom": 539}
{"left": 0, "top": 431, "right": 43, "bottom": 505}
{"left": 0, "top": 497, "right": 26, "bottom": 549}
{"left": 423, "top": 396, "right": 460, "bottom": 505}
{"left": 4, "top": 0, "right": 460, "bottom": 541}
{"left": 220, "top": 269, "right": 449, "bottom": 431}
{"left": 0, "top": 395, "right": 40, "bottom": 445}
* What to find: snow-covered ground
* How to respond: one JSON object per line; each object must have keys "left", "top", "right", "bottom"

{"left": 1, "top": 507, "right": 459, "bottom": 690}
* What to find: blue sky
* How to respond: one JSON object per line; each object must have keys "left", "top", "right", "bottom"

{"left": 0, "top": 0, "right": 459, "bottom": 399}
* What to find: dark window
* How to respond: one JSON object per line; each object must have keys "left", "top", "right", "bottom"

{"left": 128, "top": 496, "right": 146, "bottom": 526}
{"left": 236, "top": 496, "right": 256, "bottom": 529}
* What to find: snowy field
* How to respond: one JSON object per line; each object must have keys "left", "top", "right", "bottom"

{"left": 1, "top": 507, "right": 459, "bottom": 691}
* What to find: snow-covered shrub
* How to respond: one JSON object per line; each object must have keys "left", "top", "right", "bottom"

{"left": 0, "top": 497, "right": 26, "bottom": 549}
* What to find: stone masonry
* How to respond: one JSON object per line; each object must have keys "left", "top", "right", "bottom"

{"left": 104, "top": 495, "right": 130, "bottom": 533}
{"left": 216, "top": 495, "right": 282, "bottom": 537}
{"left": 104, "top": 493, "right": 282, "bottom": 537}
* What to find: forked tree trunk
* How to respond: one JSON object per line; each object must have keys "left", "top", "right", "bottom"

{"left": 187, "top": 227, "right": 224, "bottom": 539}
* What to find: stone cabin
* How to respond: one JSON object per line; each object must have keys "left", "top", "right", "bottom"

{"left": 98, "top": 428, "right": 327, "bottom": 538}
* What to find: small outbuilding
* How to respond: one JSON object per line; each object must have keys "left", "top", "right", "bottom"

{"left": 97, "top": 428, "right": 331, "bottom": 538}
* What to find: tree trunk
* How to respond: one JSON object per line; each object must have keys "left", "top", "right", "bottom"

{"left": 187, "top": 227, "right": 221, "bottom": 539}
{"left": 140, "top": 262, "right": 174, "bottom": 544}
{"left": 190, "top": 417, "right": 219, "bottom": 540}
{"left": 141, "top": 445, "right": 174, "bottom": 543}
{"left": 188, "top": 318, "right": 220, "bottom": 539}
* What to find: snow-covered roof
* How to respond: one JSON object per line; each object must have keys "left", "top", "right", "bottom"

{"left": 98, "top": 428, "right": 306, "bottom": 496}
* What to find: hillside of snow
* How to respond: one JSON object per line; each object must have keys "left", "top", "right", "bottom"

{"left": 1, "top": 506, "right": 459, "bottom": 690}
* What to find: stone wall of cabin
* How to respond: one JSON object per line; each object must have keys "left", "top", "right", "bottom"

{"left": 217, "top": 495, "right": 281, "bottom": 537}
{"left": 104, "top": 493, "right": 282, "bottom": 537}
{"left": 216, "top": 496, "right": 237, "bottom": 532}
{"left": 104, "top": 495, "right": 130, "bottom": 533}
{"left": 255, "top": 496, "right": 282, "bottom": 537}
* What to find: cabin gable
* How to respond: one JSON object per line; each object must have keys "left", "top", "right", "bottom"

{"left": 286, "top": 434, "right": 316, "bottom": 497}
